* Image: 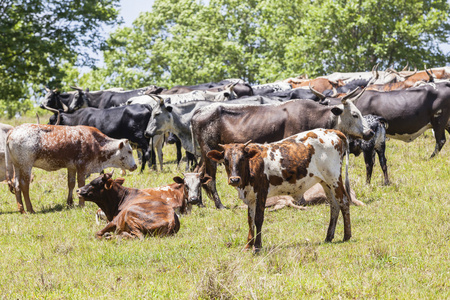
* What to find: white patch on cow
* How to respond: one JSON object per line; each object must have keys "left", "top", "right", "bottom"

{"left": 387, "top": 124, "right": 432, "bottom": 142}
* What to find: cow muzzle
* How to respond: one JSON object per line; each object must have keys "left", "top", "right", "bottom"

{"left": 129, "top": 164, "right": 138, "bottom": 172}
{"left": 187, "top": 196, "right": 201, "bottom": 205}
{"left": 228, "top": 176, "right": 241, "bottom": 186}
{"left": 362, "top": 129, "right": 375, "bottom": 141}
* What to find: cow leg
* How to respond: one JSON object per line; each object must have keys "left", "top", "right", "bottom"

{"left": 11, "top": 170, "right": 25, "bottom": 213}
{"left": 154, "top": 134, "right": 164, "bottom": 172}
{"left": 363, "top": 148, "right": 375, "bottom": 184}
{"left": 16, "top": 167, "right": 34, "bottom": 214}
{"left": 336, "top": 179, "right": 352, "bottom": 241}
{"left": 321, "top": 183, "right": 340, "bottom": 242}
{"left": 96, "top": 221, "right": 117, "bottom": 239}
{"left": 376, "top": 143, "right": 390, "bottom": 185}
{"left": 76, "top": 170, "right": 86, "bottom": 207}
{"left": 245, "top": 204, "right": 255, "bottom": 250}
{"left": 253, "top": 197, "right": 266, "bottom": 252}
{"left": 67, "top": 168, "right": 76, "bottom": 207}
{"left": 140, "top": 145, "right": 149, "bottom": 173}
{"left": 430, "top": 116, "right": 448, "bottom": 158}
{"left": 175, "top": 139, "right": 182, "bottom": 167}
{"left": 202, "top": 159, "right": 225, "bottom": 209}
{"left": 185, "top": 151, "right": 197, "bottom": 172}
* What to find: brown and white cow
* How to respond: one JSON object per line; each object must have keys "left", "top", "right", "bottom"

{"left": 95, "top": 172, "right": 210, "bottom": 223}
{"left": 207, "top": 128, "right": 352, "bottom": 252}
{"left": 77, "top": 172, "right": 180, "bottom": 239}
{"left": 5, "top": 124, "right": 137, "bottom": 213}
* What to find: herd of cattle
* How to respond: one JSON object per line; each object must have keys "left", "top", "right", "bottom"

{"left": 2, "top": 65, "right": 450, "bottom": 252}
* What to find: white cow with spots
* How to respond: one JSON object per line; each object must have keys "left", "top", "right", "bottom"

{"left": 6, "top": 124, "right": 137, "bottom": 213}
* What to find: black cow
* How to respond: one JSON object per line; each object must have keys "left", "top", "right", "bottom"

{"left": 349, "top": 115, "right": 389, "bottom": 185}
{"left": 341, "top": 81, "right": 450, "bottom": 158}
{"left": 41, "top": 88, "right": 81, "bottom": 112}
{"left": 67, "top": 86, "right": 160, "bottom": 112}
{"left": 263, "top": 87, "right": 320, "bottom": 101}
{"left": 323, "top": 79, "right": 373, "bottom": 97}
{"left": 48, "top": 104, "right": 153, "bottom": 172}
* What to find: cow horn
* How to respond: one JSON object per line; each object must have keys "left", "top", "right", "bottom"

{"left": 36, "top": 113, "right": 40, "bottom": 125}
{"left": 58, "top": 98, "right": 69, "bottom": 112}
{"left": 243, "top": 140, "right": 252, "bottom": 147}
{"left": 309, "top": 84, "right": 325, "bottom": 100}
{"left": 44, "top": 86, "right": 51, "bottom": 92}
{"left": 331, "top": 87, "right": 338, "bottom": 97}
{"left": 346, "top": 87, "right": 367, "bottom": 104}
{"left": 218, "top": 144, "right": 225, "bottom": 150}
{"left": 70, "top": 86, "right": 82, "bottom": 91}
{"left": 371, "top": 63, "right": 379, "bottom": 80}
{"left": 341, "top": 87, "right": 361, "bottom": 104}
{"left": 402, "top": 62, "right": 409, "bottom": 72}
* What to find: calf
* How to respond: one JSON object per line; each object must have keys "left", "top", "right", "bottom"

{"left": 349, "top": 115, "right": 389, "bottom": 185}
{"left": 96, "top": 172, "right": 209, "bottom": 221}
{"left": 6, "top": 124, "right": 137, "bottom": 213}
{"left": 77, "top": 172, "right": 180, "bottom": 239}
{"left": 207, "top": 129, "right": 353, "bottom": 252}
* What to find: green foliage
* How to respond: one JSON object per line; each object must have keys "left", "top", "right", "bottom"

{"left": 0, "top": 117, "right": 449, "bottom": 298}
{"left": 0, "top": 0, "right": 121, "bottom": 108}
{"left": 91, "top": 0, "right": 450, "bottom": 89}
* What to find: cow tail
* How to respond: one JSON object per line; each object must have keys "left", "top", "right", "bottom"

{"left": 5, "top": 132, "right": 15, "bottom": 194}
{"left": 344, "top": 138, "right": 351, "bottom": 205}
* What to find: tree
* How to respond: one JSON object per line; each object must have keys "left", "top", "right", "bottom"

{"left": 0, "top": 0, "right": 121, "bottom": 106}
{"left": 89, "top": 0, "right": 450, "bottom": 89}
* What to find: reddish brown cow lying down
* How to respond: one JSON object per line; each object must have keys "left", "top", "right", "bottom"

{"left": 95, "top": 173, "right": 211, "bottom": 224}
{"left": 77, "top": 172, "right": 180, "bottom": 239}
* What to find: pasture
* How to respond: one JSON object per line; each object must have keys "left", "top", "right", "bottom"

{"left": 0, "top": 115, "right": 449, "bottom": 299}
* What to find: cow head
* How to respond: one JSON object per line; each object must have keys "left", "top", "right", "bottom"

{"left": 207, "top": 141, "right": 256, "bottom": 188}
{"left": 68, "top": 86, "right": 89, "bottom": 112}
{"left": 41, "top": 87, "right": 70, "bottom": 112}
{"left": 173, "top": 172, "right": 212, "bottom": 212}
{"left": 145, "top": 97, "right": 173, "bottom": 138}
{"left": 77, "top": 172, "right": 124, "bottom": 221}
{"left": 310, "top": 85, "right": 374, "bottom": 140}
{"left": 110, "top": 139, "right": 138, "bottom": 172}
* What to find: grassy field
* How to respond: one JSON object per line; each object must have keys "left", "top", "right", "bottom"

{"left": 0, "top": 115, "right": 449, "bottom": 299}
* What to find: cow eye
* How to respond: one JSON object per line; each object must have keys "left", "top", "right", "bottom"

{"left": 352, "top": 114, "right": 359, "bottom": 119}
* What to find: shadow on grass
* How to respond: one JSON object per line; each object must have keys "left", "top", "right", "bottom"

{"left": 38, "top": 203, "right": 71, "bottom": 214}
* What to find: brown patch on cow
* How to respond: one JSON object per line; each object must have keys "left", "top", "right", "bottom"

{"left": 269, "top": 152, "right": 275, "bottom": 161}
{"left": 278, "top": 141, "right": 315, "bottom": 184}
{"left": 269, "top": 175, "right": 283, "bottom": 186}
{"left": 319, "top": 138, "right": 324, "bottom": 144}
{"left": 298, "top": 131, "right": 318, "bottom": 143}
{"left": 309, "top": 173, "right": 313, "bottom": 177}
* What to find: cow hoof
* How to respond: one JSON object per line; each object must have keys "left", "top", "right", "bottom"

{"left": 253, "top": 247, "right": 262, "bottom": 254}
{"left": 216, "top": 205, "right": 228, "bottom": 210}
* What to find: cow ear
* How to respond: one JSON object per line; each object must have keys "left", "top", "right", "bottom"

{"left": 201, "top": 174, "right": 212, "bottom": 184}
{"left": 105, "top": 179, "right": 114, "bottom": 190}
{"left": 119, "top": 141, "right": 124, "bottom": 149}
{"left": 331, "top": 106, "right": 343, "bottom": 116}
{"left": 245, "top": 148, "right": 260, "bottom": 160}
{"left": 173, "top": 176, "right": 184, "bottom": 184}
{"left": 115, "top": 178, "right": 125, "bottom": 186}
{"left": 207, "top": 150, "right": 224, "bottom": 162}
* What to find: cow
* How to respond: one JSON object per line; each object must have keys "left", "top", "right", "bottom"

{"left": 5, "top": 124, "right": 137, "bottom": 214}
{"left": 161, "top": 79, "right": 244, "bottom": 94}
{"left": 191, "top": 92, "right": 373, "bottom": 209}
{"left": 251, "top": 82, "right": 292, "bottom": 95}
{"left": 77, "top": 172, "right": 179, "bottom": 239}
{"left": 348, "top": 115, "right": 389, "bottom": 185}
{"left": 366, "top": 69, "right": 435, "bottom": 92}
{"left": 0, "top": 123, "right": 13, "bottom": 181}
{"left": 48, "top": 104, "right": 153, "bottom": 172}
{"left": 291, "top": 78, "right": 345, "bottom": 92}
{"left": 143, "top": 97, "right": 286, "bottom": 172}
{"left": 146, "top": 88, "right": 234, "bottom": 105}
{"left": 64, "top": 86, "right": 157, "bottom": 112}
{"left": 347, "top": 81, "right": 450, "bottom": 158}
{"left": 262, "top": 87, "right": 320, "bottom": 101}
{"left": 206, "top": 129, "right": 353, "bottom": 252}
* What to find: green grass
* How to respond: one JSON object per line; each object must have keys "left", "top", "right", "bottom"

{"left": 0, "top": 116, "right": 449, "bottom": 299}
